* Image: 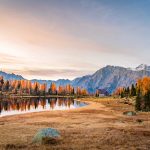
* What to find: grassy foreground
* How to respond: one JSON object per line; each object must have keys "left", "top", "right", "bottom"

{"left": 0, "top": 97, "right": 149, "bottom": 150}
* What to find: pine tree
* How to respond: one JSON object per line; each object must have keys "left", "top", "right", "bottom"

{"left": 130, "top": 84, "right": 136, "bottom": 96}
{"left": 126, "top": 87, "right": 130, "bottom": 96}
{"left": 72, "top": 87, "right": 75, "bottom": 95}
{"left": 5, "top": 80, "right": 10, "bottom": 91}
{"left": 144, "top": 90, "right": 150, "bottom": 111}
{"left": 121, "top": 91, "right": 124, "bottom": 98}
{"left": 0, "top": 76, "right": 4, "bottom": 91}
{"left": 135, "top": 89, "right": 141, "bottom": 111}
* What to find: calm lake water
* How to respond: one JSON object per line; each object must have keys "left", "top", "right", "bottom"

{"left": 0, "top": 97, "right": 87, "bottom": 117}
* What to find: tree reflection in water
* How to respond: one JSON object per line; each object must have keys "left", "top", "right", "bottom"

{"left": 0, "top": 98, "right": 87, "bottom": 117}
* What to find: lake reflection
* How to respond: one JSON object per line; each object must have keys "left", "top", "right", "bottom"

{"left": 0, "top": 98, "right": 87, "bottom": 117}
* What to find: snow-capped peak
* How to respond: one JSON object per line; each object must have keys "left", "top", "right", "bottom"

{"left": 135, "top": 64, "right": 150, "bottom": 71}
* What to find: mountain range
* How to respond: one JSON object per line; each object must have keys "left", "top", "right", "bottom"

{"left": 0, "top": 64, "right": 150, "bottom": 94}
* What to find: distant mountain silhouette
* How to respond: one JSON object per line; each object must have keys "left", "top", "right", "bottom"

{"left": 0, "top": 71, "right": 24, "bottom": 80}
{"left": 1, "top": 64, "right": 150, "bottom": 94}
{"left": 71, "top": 65, "right": 150, "bottom": 93}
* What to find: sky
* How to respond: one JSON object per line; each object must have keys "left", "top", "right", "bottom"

{"left": 0, "top": 0, "right": 150, "bottom": 80}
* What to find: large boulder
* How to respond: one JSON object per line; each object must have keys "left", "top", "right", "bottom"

{"left": 32, "top": 128, "right": 60, "bottom": 144}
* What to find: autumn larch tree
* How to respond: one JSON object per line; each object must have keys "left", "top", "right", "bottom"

{"left": 81, "top": 89, "right": 88, "bottom": 96}
{"left": 33, "top": 82, "right": 39, "bottom": 95}
{"left": 135, "top": 77, "right": 150, "bottom": 111}
{"left": 40, "top": 83, "right": 47, "bottom": 95}
{"left": 49, "top": 82, "right": 57, "bottom": 95}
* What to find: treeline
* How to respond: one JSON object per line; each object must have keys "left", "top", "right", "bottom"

{"left": 114, "top": 84, "right": 136, "bottom": 98}
{"left": 0, "top": 76, "right": 88, "bottom": 96}
{"left": 115, "top": 77, "right": 150, "bottom": 111}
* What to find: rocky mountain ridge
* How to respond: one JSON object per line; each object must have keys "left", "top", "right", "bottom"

{"left": 1, "top": 64, "right": 150, "bottom": 94}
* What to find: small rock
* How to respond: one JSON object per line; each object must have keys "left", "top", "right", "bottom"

{"left": 117, "top": 120, "right": 124, "bottom": 123}
{"left": 136, "top": 119, "right": 143, "bottom": 123}
{"left": 124, "top": 102, "right": 128, "bottom": 104}
{"left": 123, "top": 111, "right": 136, "bottom": 116}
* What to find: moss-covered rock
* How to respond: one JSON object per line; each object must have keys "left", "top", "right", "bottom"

{"left": 32, "top": 128, "right": 60, "bottom": 144}
{"left": 123, "top": 111, "right": 136, "bottom": 116}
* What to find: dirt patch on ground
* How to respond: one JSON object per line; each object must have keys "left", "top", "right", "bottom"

{"left": 0, "top": 97, "right": 149, "bottom": 150}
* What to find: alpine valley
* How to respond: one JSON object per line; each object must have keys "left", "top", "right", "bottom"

{"left": 1, "top": 64, "right": 150, "bottom": 94}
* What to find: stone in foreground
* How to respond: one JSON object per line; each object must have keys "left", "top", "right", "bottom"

{"left": 33, "top": 128, "right": 60, "bottom": 144}
{"left": 123, "top": 111, "right": 136, "bottom": 116}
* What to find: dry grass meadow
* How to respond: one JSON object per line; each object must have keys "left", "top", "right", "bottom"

{"left": 0, "top": 97, "right": 149, "bottom": 150}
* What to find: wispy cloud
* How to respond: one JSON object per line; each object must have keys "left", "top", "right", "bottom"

{"left": 0, "top": 53, "right": 24, "bottom": 65}
{"left": 6, "top": 68, "right": 93, "bottom": 80}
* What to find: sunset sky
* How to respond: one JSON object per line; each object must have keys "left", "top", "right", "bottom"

{"left": 0, "top": 0, "right": 150, "bottom": 80}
